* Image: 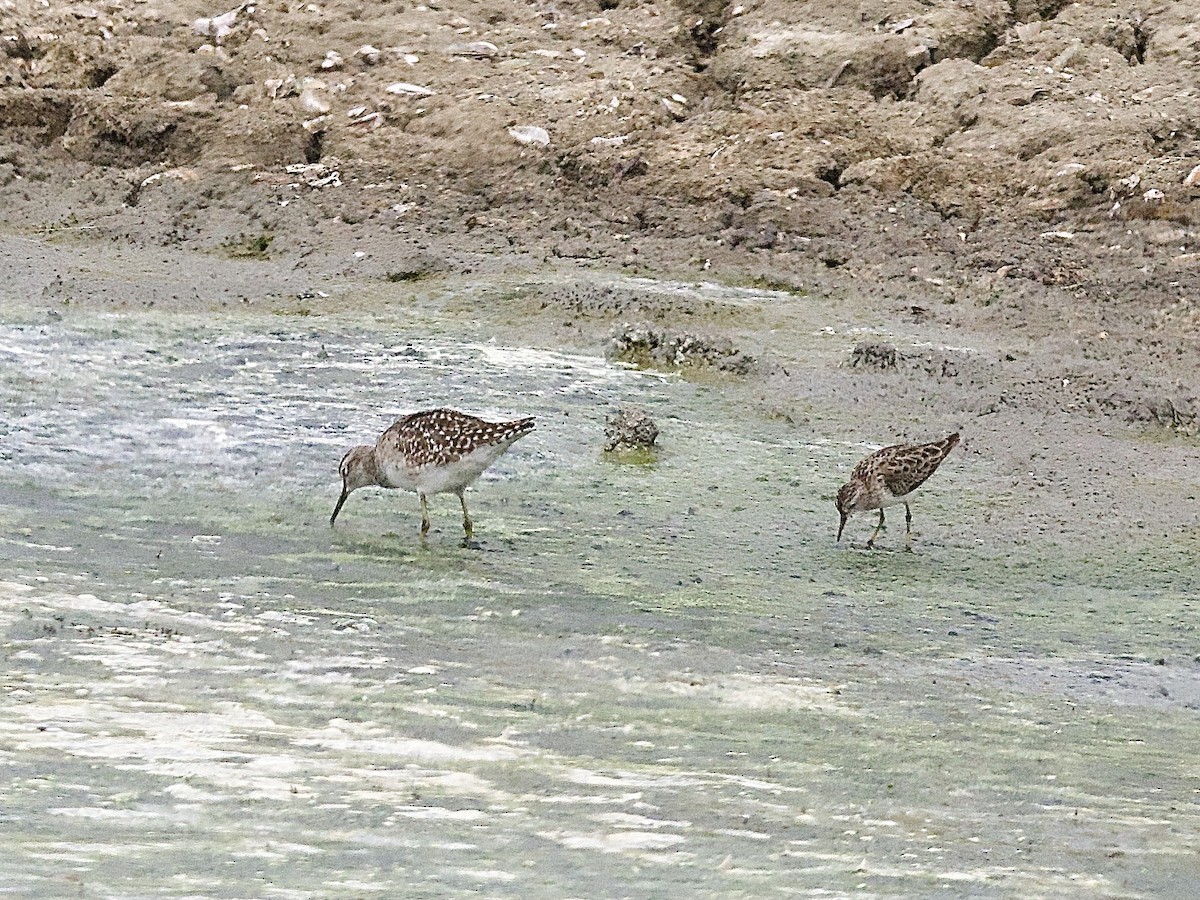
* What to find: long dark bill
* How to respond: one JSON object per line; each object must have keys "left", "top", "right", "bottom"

{"left": 836, "top": 513, "right": 848, "bottom": 542}
{"left": 330, "top": 488, "right": 349, "bottom": 526}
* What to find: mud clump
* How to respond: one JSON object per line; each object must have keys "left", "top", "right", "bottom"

{"left": 846, "top": 342, "right": 964, "bottom": 379}
{"left": 607, "top": 322, "right": 755, "bottom": 375}
{"left": 383, "top": 251, "right": 449, "bottom": 283}
{"left": 527, "top": 283, "right": 725, "bottom": 322}
{"left": 1099, "top": 392, "right": 1197, "bottom": 433}
{"left": 604, "top": 406, "right": 660, "bottom": 453}
{"left": 847, "top": 342, "right": 900, "bottom": 370}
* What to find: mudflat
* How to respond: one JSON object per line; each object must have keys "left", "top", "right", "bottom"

{"left": 1, "top": 1, "right": 1199, "bottom": 896}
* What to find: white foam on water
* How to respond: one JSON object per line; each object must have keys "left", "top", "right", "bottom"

{"left": 560, "top": 768, "right": 705, "bottom": 789}
{"left": 295, "top": 732, "right": 526, "bottom": 764}
{"left": 391, "top": 806, "right": 488, "bottom": 822}
{"left": 228, "top": 840, "right": 327, "bottom": 860}
{"left": 0, "top": 538, "right": 73, "bottom": 552}
{"left": 47, "top": 807, "right": 173, "bottom": 822}
{"left": 473, "top": 344, "right": 622, "bottom": 375}
{"left": 591, "top": 812, "right": 690, "bottom": 830}
{"left": 612, "top": 672, "right": 855, "bottom": 714}
{"left": 538, "top": 829, "right": 688, "bottom": 853}
{"left": 321, "top": 881, "right": 391, "bottom": 893}
{"left": 455, "top": 868, "right": 519, "bottom": 882}
{"left": 529, "top": 792, "right": 645, "bottom": 806}
{"left": 713, "top": 828, "right": 771, "bottom": 842}
{"left": 344, "top": 768, "right": 505, "bottom": 803}
{"left": 284, "top": 655, "right": 391, "bottom": 672}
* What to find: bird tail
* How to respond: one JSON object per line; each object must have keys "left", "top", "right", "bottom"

{"left": 940, "top": 432, "right": 961, "bottom": 459}
{"left": 501, "top": 416, "right": 536, "bottom": 442}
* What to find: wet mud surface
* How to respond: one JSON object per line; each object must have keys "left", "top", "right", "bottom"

{"left": 1, "top": 237, "right": 1198, "bottom": 897}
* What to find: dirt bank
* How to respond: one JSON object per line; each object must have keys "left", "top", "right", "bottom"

{"left": 2, "top": 0, "right": 1197, "bottom": 268}
{"left": 1, "top": 0, "right": 1198, "bottom": 504}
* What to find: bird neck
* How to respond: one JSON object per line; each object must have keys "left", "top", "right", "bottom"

{"left": 363, "top": 448, "right": 387, "bottom": 487}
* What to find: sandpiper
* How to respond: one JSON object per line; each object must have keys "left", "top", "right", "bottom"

{"left": 835, "top": 432, "right": 960, "bottom": 550}
{"left": 331, "top": 408, "right": 535, "bottom": 538}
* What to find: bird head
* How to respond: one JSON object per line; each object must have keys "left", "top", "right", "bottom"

{"left": 834, "top": 481, "right": 859, "bottom": 542}
{"left": 330, "top": 444, "right": 378, "bottom": 526}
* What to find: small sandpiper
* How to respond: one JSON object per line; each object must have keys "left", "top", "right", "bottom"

{"left": 331, "top": 408, "right": 535, "bottom": 538}
{"left": 835, "top": 432, "right": 960, "bottom": 550}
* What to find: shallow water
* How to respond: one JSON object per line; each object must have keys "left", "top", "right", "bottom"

{"left": 1, "top": 284, "right": 1197, "bottom": 899}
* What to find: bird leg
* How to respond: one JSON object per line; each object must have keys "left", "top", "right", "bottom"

{"left": 866, "top": 508, "right": 885, "bottom": 549}
{"left": 419, "top": 493, "right": 431, "bottom": 536}
{"left": 904, "top": 502, "right": 914, "bottom": 552}
{"left": 457, "top": 490, "right": 473, "bottom": 538}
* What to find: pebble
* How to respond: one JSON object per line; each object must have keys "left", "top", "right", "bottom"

{"left": 192, "top": 7, "right": 238, "bottom": 43}
{"left": 448, "top": 41, "right": 499, "bottom": 58}
{"left": 386, "top": 82, "right": 436, "bottom": 97}
{"left": 508, "top": 125, "right": 550, "bottom": 147}
{"left": 299, "top": 80, "right": 331, "bottom": 114}
{"left": 355, "top": 44, "right": 382, "bottom": 65}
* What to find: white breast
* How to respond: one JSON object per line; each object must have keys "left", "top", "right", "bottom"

{"left": 381, "top": 442, "right": 513, "bottom": 497}
{"left": 879, "top": 484, "right": 918, "bottom": 507}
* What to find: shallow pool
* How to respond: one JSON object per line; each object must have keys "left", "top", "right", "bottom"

{"left": 1, "top": 283, "right": 1196, "bottom": 898}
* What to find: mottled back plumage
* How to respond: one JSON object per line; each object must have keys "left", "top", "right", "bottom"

{"left": 380, "top": 408, "right": 536, "bottom": 471}
{"left": 836, "top": 433, "right": 959, "bottom": 549}
{"left": 331, "top": 407, "right": 535, "bottom": 538}
{"left": 855, "top": 432, "right": 959, "bottom": 501}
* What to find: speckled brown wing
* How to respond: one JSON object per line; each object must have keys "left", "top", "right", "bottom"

{"left": 381, "top": 408, "right": 535, "bottom": 469}
{"left": 879, "top": 433, "right": 959, "bottom": 498}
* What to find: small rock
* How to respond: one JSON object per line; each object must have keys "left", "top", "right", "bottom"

{"left": 607, "top": 322, "right": 754, "bottom": 374}
{"left": 448, "top": 41, "right": 499, "bottom": 58}
{"left": 1015, "top": 21, "right": 1042, "bottom": 41}
{"left": 906, "top": 45, "right": 932, "bottom": 67}
{"left": 660, "top": 97, "right": 687, "bottom": 121}
{"left": 320, "top": 50, "right": 344, "bottom": 70}
{"left": 386, "top": 82, "right": 435, "bottom": 97}
{"left": 308, "top": 170, "right": 341, "bottom": 188}
{"left": 1118, "top": 173, "right": 1142, "bottom": 192}
{"left": 1184, "top": 164, "right": 1200, "bottom": 188}
{"left": 348, "top": 111, "right": 382, "bottom": 129}
{"left": 355, "top": 44, "right": 381, "bottom": 65}
{"left": 1053, "top": 39, "right": 1083, "bottom": 70}
{"left": 264, "top": 77, "right": 291, "bottom": 99}
{"left": 298, "top": 80, "right": 330, "bottom": 114}
{"left": 192, "top": 7, "right": 238, "bottom": 43}
{"left": 508, "top": 125, "right": 550, "bottom": 147}
{"left": 604, "top": 406, "right": 659, "bottom": 452}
